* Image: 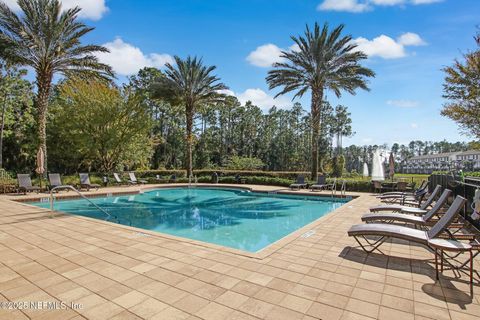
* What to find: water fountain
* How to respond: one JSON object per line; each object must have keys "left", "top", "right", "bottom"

{"left": 363, "top": 162, "right": 369, "bottom": 177}
{"left": 371, "top": 149, "right": 385, "bottom": 181}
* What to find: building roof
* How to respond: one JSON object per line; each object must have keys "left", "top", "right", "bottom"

{"left": 407, "top": 149, "right": 480, "bottom": 162}
{"left": 409, "top": 152, "right": 459, "bottom": 160}
{"left": 457, "top": 150, "right": 480, "bottom": 156}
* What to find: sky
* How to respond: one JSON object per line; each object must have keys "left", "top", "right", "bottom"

{"left": 4, "top": 0, "right": 480, "bottom": 147}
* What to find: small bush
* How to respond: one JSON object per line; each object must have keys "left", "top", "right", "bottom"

{"left": 15, "top": 169, "right": 435, "bottom": 194}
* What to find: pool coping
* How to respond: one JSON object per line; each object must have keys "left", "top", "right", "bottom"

{"left": 9, "top": 183, "right": 359, "bottom": 259}
{"left": 12, "top": 183, "right": 357, "bottom": 203}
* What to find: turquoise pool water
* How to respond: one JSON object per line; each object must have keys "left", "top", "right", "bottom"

{"left": 29, "top": 188, "right": 349, "bottom": 252}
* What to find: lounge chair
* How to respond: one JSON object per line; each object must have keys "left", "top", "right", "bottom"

{"left": 311, "top": 175, "right": 327, "bottom": 191}
{"left": 361, "top": 189, "right": 452, "bottom": 226}
{"left": 325, "top": 178, "right": 337, "bottom": 191}
{"left": 128, "top": 172, "right": 147, "bottom": 185}
{"left": 290, "top": 175, "right": 307, "bottom": 190}
{"left": 79, "top": 173, "right": 100, "bottom": 191}
{"left": 378, "top": 186, "right": 427, "bottom": 202}
{"left": 113, "top": 173, "right": 125, "bottom": 185}
{"left": 380, "top": 180, "right": 427, "bottom": 197}
{"left": 48, "top": 173, "right": 62, "bottom": 189}
{"left": 347, "top": 195, "right": 466, "bottom": 253}
{"left": 370, "top": 185, "right": 442, "bottom": 213}
{"left": 377, "top": 181, "right": 428, "bottom": 203}
{"left": 372, "top": 180, "right": 383, "bottom": 193}
{"left": 17, "top": 174, "right": 41, "bottom": 194}
{"left": 395, "top": 181, "right": 409, "bottom": 192}
{"left": 47, "top": 173, "right": 71, "bottom": 191}
{"left": 376, "top": 183, "right": 430, "bottom": 207}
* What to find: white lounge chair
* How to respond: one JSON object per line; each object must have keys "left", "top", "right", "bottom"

{"left": 348, "top": 196, "right": 466, "bottom": 253}
{"left": 361, "top": 189, "right": 452, "bottom": 226}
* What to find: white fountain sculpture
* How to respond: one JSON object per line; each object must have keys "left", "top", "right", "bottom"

{"left": 371, "top": 149, "right": 385, "bottom": 181}
{"left": 363, "top": 162, "right": 369, "bottom": 177}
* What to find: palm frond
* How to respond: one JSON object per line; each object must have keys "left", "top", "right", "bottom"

{"left": 155, "top": 55, "right": 227, "bottom": 110}
{"left": 266, "top": 22, "right": 375, "bottom": 101}
{"left": 0, "top": 0, "right": 113, "bottom": 80}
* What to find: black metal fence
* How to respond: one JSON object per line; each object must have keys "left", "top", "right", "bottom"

{"left": 429, "top": 174, "right": 480, "bottom": 231}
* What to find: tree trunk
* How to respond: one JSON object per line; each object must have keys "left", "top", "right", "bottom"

{"left": 36, "top": 73, "right": 53, "bottom": 176}
{"left": 185, "top": 105, "right": 194, "bottom": 177}
{"left": 310, "top": 88, "right": 323, "bottom": 180}
{"left": 0, "top": 92, "right": 8, "bottom": 168}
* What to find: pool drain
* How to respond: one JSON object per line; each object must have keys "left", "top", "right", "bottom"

{"left": 301, "top": 230, "right": 316, "bottom": 238}
{"left": 134, "top": 232, "right": 151, "bottom": 237}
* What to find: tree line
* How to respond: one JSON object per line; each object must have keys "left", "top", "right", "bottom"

{"left": 0, "top": 0, "right": 374, "bottom": 179}
{"left": 0, "top": 60, "right": 475, "bottom": 176}
{"left": 0, "top": 0, "right": 477, "bottom": 179}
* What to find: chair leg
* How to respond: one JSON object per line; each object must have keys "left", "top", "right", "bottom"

{"left": 354, "top": 235, "right": 387, "bottom": 253}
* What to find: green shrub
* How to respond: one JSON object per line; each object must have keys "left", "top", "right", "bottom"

{"left": 432, "top": 171, "right": 480, "bottom": 178}
{"left": 132, "top": 170, "right": 186, "bottom": 178}
{"left": 332, "top": 155, "right": 345, "bottom": 177}
{"left": 17, "top": 170, "right": 435, "bottom": 193}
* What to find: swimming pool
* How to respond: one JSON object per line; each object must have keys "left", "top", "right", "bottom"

{"left": 29, "top": 187, "right": 350, "bottom": 252}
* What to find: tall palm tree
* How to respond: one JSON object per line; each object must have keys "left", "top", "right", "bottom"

{"left": 0, "top": 0, "right": 113, "bottom": 173}
{"left": 266, "top": 22, "right": 375, "bottom": 179}
{"left": 151, "top": 56, "right": 227, "bottom": 177}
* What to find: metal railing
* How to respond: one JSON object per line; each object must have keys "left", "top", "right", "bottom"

{"left": 188, "top": 175, "right": 198, "bottom": 188}
{"left": 49, "top": 185, "right": 111, "bottom": 220}
{"left": 340, "top": 180, "right": 347, "bottom": 198}
{"left": 428, "top": 174, "right": 480, "bottom": 232}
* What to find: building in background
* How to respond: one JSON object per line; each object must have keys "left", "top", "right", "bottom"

{"left": 402, "top": 150, "right": 480, "bottom": 173}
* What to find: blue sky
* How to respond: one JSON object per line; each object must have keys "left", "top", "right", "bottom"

{"left": 6, "top": 0, "right": 480, "bottom": 146}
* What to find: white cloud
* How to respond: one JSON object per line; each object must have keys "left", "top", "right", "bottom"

{"left": 371, "top": 0, "right": 405, "bottom": 5}
{"left": 411, "top": 0, "right": 443, "bottom": 4}
{"left": 353, "top": 35, "right": 406, "bottom": 59}
{"left": 317, "top": 0, "right": 370, "bottom": 13}
{"left": 398, "top": 32, "right": 427, "bottom": 46}
{"left": 96, "top": 38, "right": 174, "bottom": 76}
{"left": 247, "top": 43, "right": 301, "bottom": 67}
{"left": 217, "top": 88, "right": 292, "bottom": 111}
{"left": 2, "top": 0, "right": 20, "bottom": 11}
{"left": 387, "top": 99, "right": 419, "bottom": 108}
{"left": 217, "top": 89, "right": 235, "bottom": 96}
{"left": 3, "top": 0, "right": 108, "bottom": 20}
{"left": 236, "top": 88, "right": 292, "bottom": 111}
{"left": 249, "top": 33, "right": 426, "bottom": 65}
{"left": 353, "top": 32, "right": 425, "bottom": 59}
{"left": 317, "top": 0, "right": 442, "bottom": 12}
{"left": 246, "top": 44, "right": 285, "bottom": 67}
{"left": 289, "top": 43, "right": 301, "bottom": 52}
{"left": 362, "top": 138, "right": 373, "bottom": 143}
{"left": 410, "top": 123, "right": 419, "bottom": 129}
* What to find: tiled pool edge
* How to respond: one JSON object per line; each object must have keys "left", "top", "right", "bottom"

{"left": 9, "top": 184, "right": 359, "bottom": 260}
{"left": 10, "top": 183, "right": 359, "bottom": 203}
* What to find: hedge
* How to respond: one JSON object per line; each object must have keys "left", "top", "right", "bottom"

{"left": 134, "top": 169, "right": 311, "bottom": 180}
{"left": 6, "top": 169, "right": 426, "bottom": 193}
{"left": 432, "top": 171, "right": 480, "bottom": 178}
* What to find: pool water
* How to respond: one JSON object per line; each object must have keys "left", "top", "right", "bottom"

{"left": 30, "top": 188, "right": 350, "bottom": 252}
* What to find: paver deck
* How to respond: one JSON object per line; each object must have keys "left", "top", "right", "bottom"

{"left": 0, "top": 184, "right": 478, "bottom": 320}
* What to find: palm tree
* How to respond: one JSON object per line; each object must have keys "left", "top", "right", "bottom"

{"left": 0, "top": 0, "right": 113, "bottom": 173}
{"left": 151, "top": 56, "right": 227, "bottom": 177}
{"left": 266, "top": 22, "right": 375, "bottom": 179}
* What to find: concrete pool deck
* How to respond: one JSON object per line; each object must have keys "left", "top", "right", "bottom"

{"left": 0, "top": 184, "right": 478, "bottom": 319}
